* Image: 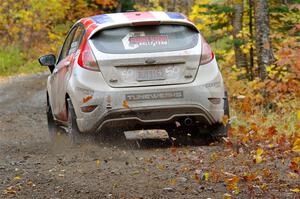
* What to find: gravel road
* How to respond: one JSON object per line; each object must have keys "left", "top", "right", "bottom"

{"left": 0, "top": 73, "right": 298, "bottom": 198}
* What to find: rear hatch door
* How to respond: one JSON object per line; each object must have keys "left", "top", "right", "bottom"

{"left": 90, "top": 24, "right": 201, "bottom": 88}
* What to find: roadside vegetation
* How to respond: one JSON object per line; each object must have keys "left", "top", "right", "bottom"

{"left": 0, "top": 47, "right": 45, "bottom": 76}
{"left": 0, "top": 0, "right": 299, "bottom": 197}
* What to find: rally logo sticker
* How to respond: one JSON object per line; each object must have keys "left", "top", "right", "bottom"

{"left": 122, "top": 32, "right": 169, "bottom": 50}
{"left": 126, "top": 91, "right": 183, "bottom": 101}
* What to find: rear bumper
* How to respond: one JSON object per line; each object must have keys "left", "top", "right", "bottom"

{"left": 68, "top": 58, "right": 226, "bottom": 133}
{"left": 77, "top": 104, "right": 218, "bottom": 133}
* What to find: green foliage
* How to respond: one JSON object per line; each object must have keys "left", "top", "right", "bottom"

{"left": 202, "top": 4, "right": 234, "bottom": 14}
{"left": 120, "top": 0, "right": 135, "bottom": 11}
{"left": 0, "top": 0, "right": 119, "bottom": 76}
{"left": 0, "top": 46, "right": 46, "bottom": 76}
{"left": 270, "top": 3, "right": 300, "bottom": 33}
{"left": 133, "top": 0, "right": 194, "bottom": 14}
{"left": 134, "top": 0, "right": 164, "bottom": 11}
{"left": 0, "top": 47, "right": 24, "bottom": 75}
{"left": 190, "top": 0, "right": 233, "bottom": 43}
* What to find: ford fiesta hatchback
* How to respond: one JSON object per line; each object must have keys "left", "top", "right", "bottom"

{"left": 39, "top": 11, "right": 230, "bottom": 144}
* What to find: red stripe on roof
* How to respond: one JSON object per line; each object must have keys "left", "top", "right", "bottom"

{"left": 78, "top": 23, "right": 97, "bottom": 52}
{"left": 123, "top": 12, "right": 155, "bottom": 20}
{"left": 80, "top": 18, "right": 88, "bottom": 24}
{"left": 83, "top": 19, "right": 94, "bottom": 28}
{"left": 86, "top": 24, "right": 97, "bottom": 37}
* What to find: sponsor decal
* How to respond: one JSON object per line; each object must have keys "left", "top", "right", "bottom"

{"left": 204, "top": 82, "right": 221, "bottom": 88}
{"left": 129, "top": 35, "right": 168, "bottom": 45}
{"left": 122, "top": 32, "right": 169, "bottom": 50}
{"left": 83, "top": 95, "right": 93, "bottom": 103}
{"left": 90, "top": 14, "right": 112, "bottom": 24}
{"left": 166, "top": 12, "right": 185, "bottom": 19}
{"left": 126, "top": 91, "right": 183, "bottom": 101}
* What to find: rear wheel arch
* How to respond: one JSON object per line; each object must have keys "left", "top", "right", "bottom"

{"left": 65, "top": 93, "right": 79, "bottom": 118}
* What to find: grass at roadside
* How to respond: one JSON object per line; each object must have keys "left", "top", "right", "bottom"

{"left": 0, "top": 46, "right": 46, "bottom": 77}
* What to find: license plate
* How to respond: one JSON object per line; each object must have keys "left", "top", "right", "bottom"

{"left": 136, "top": 67, "right": 165, "bottom": 81}
{"left": 124, "top": 129, "right": 169, "bottom": 140}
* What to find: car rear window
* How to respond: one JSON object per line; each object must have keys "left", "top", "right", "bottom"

{"left": 91, "top": 24, "right": 199, "bottom": 54}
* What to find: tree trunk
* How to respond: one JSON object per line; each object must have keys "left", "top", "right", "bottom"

{"left": 233, "top": 1, "right": 248, "bottom": 69}
{"left": 248, "top": 0, "right": 254, "bottom": 80}
{"left": 254, "top": 0, "right": 274, "bottom": 80}
{"left": 116, "top": 0, "right": 123, "bottom": 12}
{"left": 172, "top": 0, "right": 176, "bottom": 11}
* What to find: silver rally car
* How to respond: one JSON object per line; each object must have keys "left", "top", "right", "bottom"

{"left": 38, "top": 11, "right": 229, "bottom": 143}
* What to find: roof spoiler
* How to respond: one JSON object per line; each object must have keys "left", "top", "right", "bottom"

{"left": 88, "top": 21, "right": 199, "bottom": 39}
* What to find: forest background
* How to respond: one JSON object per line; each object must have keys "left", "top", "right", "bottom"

{"left": 0, "top": 0, "right": 299, "bottom": 194}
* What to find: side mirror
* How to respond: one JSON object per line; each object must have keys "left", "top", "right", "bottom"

{"left": 38, "top": 54, "right": 56, "bottom": 72}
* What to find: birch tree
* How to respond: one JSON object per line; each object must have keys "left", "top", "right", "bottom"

{"left": 254, "top": 0, "right": 274, "bottom": 80}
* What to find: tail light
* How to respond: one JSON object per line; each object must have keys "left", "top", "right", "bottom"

{"left": 78, "top": 42, "right": 99, "bottom": 71}
{"left": 200, "top": 36, "right": 214, "bottom": 65}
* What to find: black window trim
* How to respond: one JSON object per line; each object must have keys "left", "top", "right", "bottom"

{"left": 56, "top": 23, "right": 86, "bottom": 65}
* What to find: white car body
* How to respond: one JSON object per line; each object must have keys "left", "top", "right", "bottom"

{"left": 40, "top": 12, "right": 228, "bottom": 140}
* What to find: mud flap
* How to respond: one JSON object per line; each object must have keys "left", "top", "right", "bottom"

{"left": 124, "top": 129, "right": 169, "bottom": 140}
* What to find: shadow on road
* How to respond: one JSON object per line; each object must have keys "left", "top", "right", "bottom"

{"left": 93, "top": 129, "right": 218, "bottom": 150}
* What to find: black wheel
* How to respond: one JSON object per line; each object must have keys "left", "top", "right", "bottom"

{"left": 46, "top": 103, "right": 62, "bottom": 142}
{"left": 210, "top": 91, "right": 230, "bottom": 140}
{"left": 67, "top": 98, "right": 82, "bottom": 145}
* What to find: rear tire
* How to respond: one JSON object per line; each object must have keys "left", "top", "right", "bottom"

{"left": 210, "top": 92, "right": 230, "bottom": 140}
{"left": 67, "top": 99, "right": 82, "bottom": 145}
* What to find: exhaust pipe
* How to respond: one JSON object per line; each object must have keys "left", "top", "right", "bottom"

{"left": 184, "top": 118, "right": 193, "bottom": 126}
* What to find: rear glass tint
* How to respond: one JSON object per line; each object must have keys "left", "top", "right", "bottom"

{"left": 91, "top": 24, "right": 199, "bottom": 54}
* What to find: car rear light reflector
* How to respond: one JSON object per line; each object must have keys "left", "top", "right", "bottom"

{"left": 200, "top": 36, "right": 214, "bottom": 65}
{"left": 80, "top": 105, "right": 98, "bottom": 113}
{"left": 78, "top": 42, "right": 99, "bottom": 71}
{"left": 208, "top": 98, "right": 221, "bottom": 104}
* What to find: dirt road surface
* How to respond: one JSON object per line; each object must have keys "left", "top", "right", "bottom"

{"left": 0, "top": 74, "right": 298, "bottom": 198}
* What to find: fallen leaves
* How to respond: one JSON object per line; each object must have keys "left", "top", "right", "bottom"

{"left": 254, "top": 147, "right": 264, "bottom": 164}
{"left": 170, "top": 147, "right": 177, "bottom": 154}
{"left": 222, "top": 115, "right": 229, "bottom": 126}
{"left": 223, "top": 193, "right": 232, "bottom": 199}
{"left": 95, "top": 159, "right": 101, "bottom": 167}
{"left": 194, "top": 170, "right": 209, "bottom": 182}
{"left": 122, "top": 100, "right": 129, "bottom": 108}
{"left": 202, "top": 171, "right": 209, "bottom": 181}
{"left": 287, "top": 171, "right": 298, "bottom": 179}
{"left": 266, "top": 126, "right": 277, "bottom": 138}
{"left": 290, "top": 188, "right": 300, "bottom": 193}
{"left": 168, "top": 178, "right": 177, "bottom": 186}
{"left": 243, "top": 173, "right": 257, "bottom": 183}
{"left": 3, "top": 186, "right": 17, "bottom": 195}
{"left": 289, "top": 157, "right": 300, "bottom": 172}
{"left": 262, "top": 168, "right": 271, "bottom": 178}
{"left": 291, "top": 138, "right": 300, "bottom": 153}
{"left": 212, "top": 116, "right": 300, "bottom": 196}
{"left": 13, "top": 176, "right": 22, "bottom": 180}
{"left": 3, "top": 179, "right": 36, "bottom": 196}
{"left": 225, "top": 176, "right": 240, "bottom": 195}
